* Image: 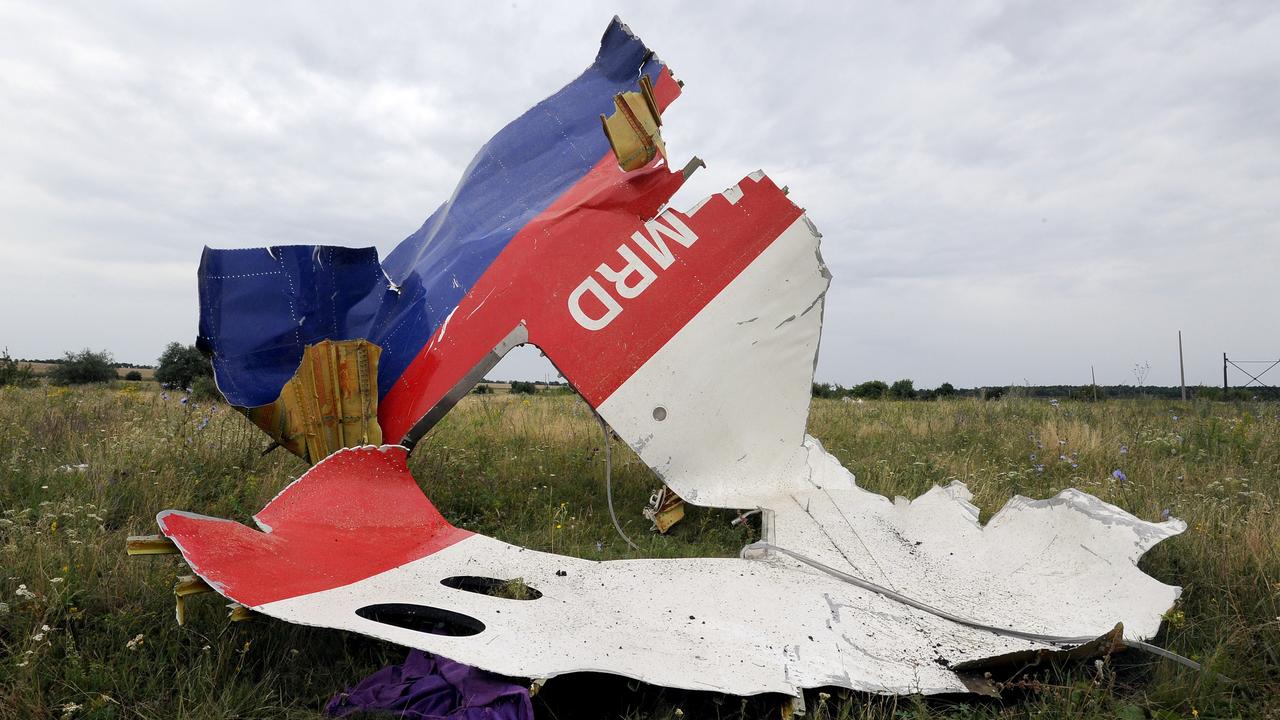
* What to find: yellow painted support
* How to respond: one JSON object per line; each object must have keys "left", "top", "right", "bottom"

{"left": 600, "top": 75, "right": 667, "bottom": 172}
{"left": 174, "top": 574, "right": 213, "bottom": 626}
{"left": 227, "top": 603, "right": 255, "bottom": 622}
{"left": 126, "top": 534, "right": 178, "bottom": 555}
{"left": 244, "top": 339, "right": 383, "bottom": 464}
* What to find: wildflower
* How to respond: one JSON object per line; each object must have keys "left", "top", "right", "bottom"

{"left": 1120, "top": 445, "right": 1128, "bottom": 455}
{"left": 15, "top": 584, "right": 35, "bottom": 600}
{"left": 1172, "top": 415, "right": 1179, "bottom": 421}
{"left": 1112, "top": 469, "right": 1127, "bottom": 482}
{"left": 1034, "top": 464, "right": 1045, "bottom": 473}
{"left": 196, "top": 417, "right": 210, "bottom": 431}
{"left": 126, "top": 634, "right": 145, "bottom": 650}
{"left": 50, "top": 577, "right": 64, "bottom": 584}
{"left": 1049, "top": 399, "right": 1059, "bottom": 407}
{"left": 180, "top": 396, "right": 189, "bottom": 405}
{"left": 1161, "top": 508, "right": 1172, "bottom": 520}
{"left": 1029, "top": 453, "right": 1037, "bottom": 461}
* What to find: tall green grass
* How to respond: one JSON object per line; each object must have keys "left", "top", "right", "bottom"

{"left": 1, "top": 385, "right": 1275, "bottom": 718}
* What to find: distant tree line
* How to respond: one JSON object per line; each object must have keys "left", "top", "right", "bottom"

{"left": 812, "top": 379, "right": 957, "bottom": 400}
{"left": 812, "top": 381, "right": 1279, "bottom": 401}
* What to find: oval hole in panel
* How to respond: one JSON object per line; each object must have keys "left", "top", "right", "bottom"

{"left": 440, "top": 576, "right": 542, "bottom": 600}
{"left": 355, "top": 603, "right": 485, "bottom": 637}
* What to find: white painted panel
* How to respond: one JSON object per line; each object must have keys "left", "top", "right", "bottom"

{"left": 596, "top": 210, "right": 833, "bottom": 507}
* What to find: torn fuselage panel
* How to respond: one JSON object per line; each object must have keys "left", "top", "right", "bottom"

{"left": 156, "top": 445, "right": 1186, "bottom": 698}
{"left": 157, "top": 14, "right": 1194, "bottom": 702}
{"left": 196, "top": 18, "right": 684, "bottom": 444}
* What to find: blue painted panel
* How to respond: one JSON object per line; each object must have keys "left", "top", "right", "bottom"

{"left": 198, "top": 19, "right": 665, "bottom": 407}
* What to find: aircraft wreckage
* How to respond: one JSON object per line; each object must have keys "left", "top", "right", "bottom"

{"left": 130, "top": 17, "right": 1195, "bottom": 704}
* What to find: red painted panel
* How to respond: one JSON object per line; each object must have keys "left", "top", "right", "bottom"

{"left": 379, "top": 68, "right": 803, "bottom": 442}
{"left": 159, "top": 446, "right": 471, "bottom": 607}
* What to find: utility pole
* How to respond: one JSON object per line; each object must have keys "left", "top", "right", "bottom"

{"left": 1178, "top": 331, "right": 1186, "bottom": 401}
{"left": 1223, "top": 353, "right": 1228, "bottom": 391}
{"left": 1091, "top": 366, "right": 1097, "bottom": 401}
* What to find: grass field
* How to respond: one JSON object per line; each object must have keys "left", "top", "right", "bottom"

{"left": 21, "top": 365, "right": 156, "bottom": 382}
{"left": 1, "top": 384, "right": 1276, "bottom": 719}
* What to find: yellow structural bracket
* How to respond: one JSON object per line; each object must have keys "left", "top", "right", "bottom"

{"left": 244, "top": 339, "right": 383, "bottom": 464}
{"left": 126, "top": 534, "right": 178, "bottom": 556}
{"left": 601, "top": 75, "right": 667, "bottom": 172}
{"left": 174, "top": 574, "right": 212, "bottom": 626}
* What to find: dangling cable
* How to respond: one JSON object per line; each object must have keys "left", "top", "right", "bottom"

{"left": 598, "top": 415, "right": 639, "bottom": 551}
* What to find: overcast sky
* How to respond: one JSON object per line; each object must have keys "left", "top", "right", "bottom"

{"left": 1, "top": 1, "right": 1277, "bottom": 388}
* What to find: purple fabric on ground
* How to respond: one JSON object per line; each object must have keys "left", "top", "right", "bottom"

{"left": 325, "top": 651, "right": 534, "bottom": 720}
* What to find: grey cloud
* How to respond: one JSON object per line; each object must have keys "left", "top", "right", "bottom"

{"left": 1, "top": 1, "right": 1277, "bottom": 389}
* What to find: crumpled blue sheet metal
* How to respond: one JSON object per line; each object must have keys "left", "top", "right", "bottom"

{"left": 325, "top": 650, "right": 534, "bottom": 720}
{"left": 197, "top": 17, "right": 668, "bottom": 413}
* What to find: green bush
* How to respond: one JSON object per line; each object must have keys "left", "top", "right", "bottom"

{"left": 124, "top": 370, "right": 143, "bottom": 382}
{"left": 509, "top": 380, "right": 537, "bottom": 395}
{"left": 49, "top": 348, "right": 116, "bottom": 385}
{"left": 0, "top": 348, "right": 35, "bottom": 387}
{"left": 811, "top": 382, "right": 844, "bottom": 399}
{"left": 851, "top": 380, "right": 888, "bottom": 399}
{"left": 155, "top": 342, "right": 213, "bottom": 389}
{"left": 889, "top": 378, "right": 916, "bottom": 399}
{"left": 190, "top": 374, "right": 222, "bottom": 401}
{"left": 473, "top": 384, "right": 492, "bottom": 394}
